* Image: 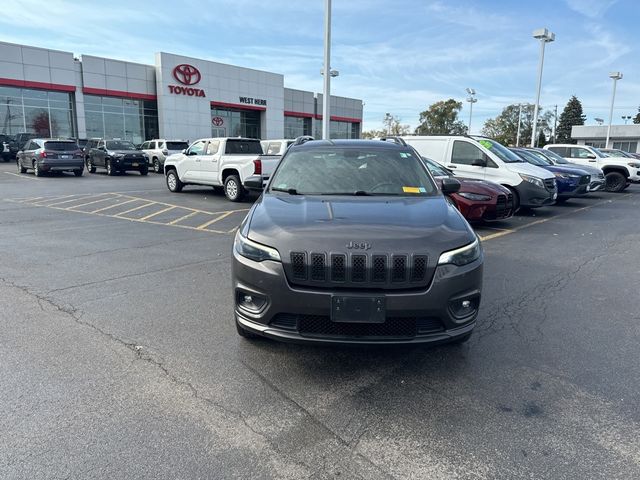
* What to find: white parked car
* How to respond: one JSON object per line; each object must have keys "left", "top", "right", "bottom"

{"left": 544, "top": 144, "right": 640, "bottom": 192}
{"left": 164, "top": 137, "right": 278, "bottom": 202}
{"left": 141, "top": 139, "right": 190, "bottom": 174}
{"left": 394, "top": 135, "right": 557, "bottom": 210}
{"left": 260, "top": 139, "right": 294, "bottom": 156}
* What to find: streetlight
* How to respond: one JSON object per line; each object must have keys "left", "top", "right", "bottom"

{"left": 605, "top": 71, "right": 623, "bottom": 148}
{"left": 321, "top": 0, "right": 333, "bottom": 140}
{"left": 594, "top": 117, "right": 604, "bottom": 125}
{"left": 465, "top": 88, "right": 477, "bottom": 134}
{"left": 530, "top": 28, "right": 555, "bottom": 147}
{"left": 515, "top": 104, "right": 524, "bottom": 147}
{"left": 622, "top": 115, "right": 632, "bottom": 124}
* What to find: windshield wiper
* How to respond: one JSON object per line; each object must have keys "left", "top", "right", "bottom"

{"left": 271, "top": 187, "right": 299, "bottom": 195}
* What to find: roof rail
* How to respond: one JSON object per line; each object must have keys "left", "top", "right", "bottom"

{"left": 292, "top": 135, "right": 315, "bottom": 146}
{"left": 379, "top": 136, "right": 407, "bottom": 146}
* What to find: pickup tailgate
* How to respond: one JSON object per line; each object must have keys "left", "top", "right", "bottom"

{"left": 259, "top": 154, "right": 281, "bottom": 187}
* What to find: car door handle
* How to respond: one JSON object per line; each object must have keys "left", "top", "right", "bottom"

{"left": 448, "top": 165, "right": 457, "bottom": 169}
{"left": 588, "top": 160, "right": 596, "bottom": 162}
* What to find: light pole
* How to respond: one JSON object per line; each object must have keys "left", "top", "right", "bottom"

{"left": 465, "top": 88, "right": 477, "bottom": 134}
{"left": 622, "top": 115, "right": 632, "bottom": 124}
{"left": 605, "top": 71, "right": 623, "bottom": 148}
{"left": 516, "top": 104, "right": 523, "bottom": 147}
{"left": 531, "top": 28, "right": 555, "bottom": 147}
{"left": 321, "top": 0, "right": 332, "bottom": 140}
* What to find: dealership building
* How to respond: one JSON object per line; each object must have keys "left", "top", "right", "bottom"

{"left": 0, "top": 41, "right": 363, "bottom": 144}
{"left": 571, "top": 124, "right": 640, "bottom": 153}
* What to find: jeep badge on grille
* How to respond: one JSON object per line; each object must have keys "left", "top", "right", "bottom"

{"left": 346, "top": 241, "right": 371, "bottom": 250}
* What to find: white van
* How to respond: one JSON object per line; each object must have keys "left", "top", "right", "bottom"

{"left": 397, "top": 136, "right": 557, "bottom": 209}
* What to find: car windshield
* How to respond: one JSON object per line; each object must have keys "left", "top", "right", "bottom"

{"left": 475, "top": 137, "right": 523, "bottom": 163}
{"left": 538, "top": 149, "right": 569, "bottom": 164}
{"left": 270, "top": 147, "right": 437, "bottom": 196}
{"left": 106, "top": 140, "right": 135, "bottom": 150}
{"left": 591, "top": 147, "right": 606, "bottom": 158}
{"left": 44, "top": 141, "right": 78, "bottom": 151}
{"left": 166, "top": 141, "right": 189, "bottom": 150}
{"left": 512, "top": 149, "right": 548, "bottom": 166}
{"left": 602, "top": 149, "right": 630, "bottom": 158}
{"left": 523, "top": 149, "right": 553, "bottom": 165}
{"left": 422, "top": 157, "right": 451, "bottom": 177}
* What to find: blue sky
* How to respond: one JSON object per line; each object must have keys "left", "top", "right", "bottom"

{"left": 2, "top": 0, "right": 639, "bottom": 133}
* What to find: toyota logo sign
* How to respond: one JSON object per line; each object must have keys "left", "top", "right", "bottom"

{"left": 172, "top": 64, "right": 201, "bottom": 86}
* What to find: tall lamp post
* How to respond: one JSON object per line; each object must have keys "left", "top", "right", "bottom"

{"left": 465, "top": 88, "right": 477, "bottom": 134}
{"left": 515, "top": 103, "right": 523, "bottom": 147}
{"left": 531, "top": 28, "right": 555, "bottom": 147}
{"left": 320, "top": 0, "right": 338, "bottom": 140}
{"left": 605, "top": 71, "right": 623, "bottom": 148}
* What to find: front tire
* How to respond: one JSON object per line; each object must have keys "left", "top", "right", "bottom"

{"left": 86, "top": 158, "right": 96, "bottom": 173}
{"left": 224, "top": 174, "right": 245, "bottom": 202}
{"left": 18, "top": 160, "right": 27, "bottom": 174}
{"left": 166, "top": 169, "right": 183, "bottom": 192}
{"left": 140, "top": 167, "right": 148, "bottom": 176}
{"left": 605, "top": 171, "right": 626, "bottom": 192}
{"left": 106, "top": 159, "right": 115, "bottom": 176}
{"left": 153, "top": 158, "right": 161, "bottom": 173}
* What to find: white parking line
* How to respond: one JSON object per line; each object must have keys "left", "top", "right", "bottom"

{"left": 4, "top": 172, "right": 39, "bottom": 181}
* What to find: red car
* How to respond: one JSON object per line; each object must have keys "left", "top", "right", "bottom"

{"left": 423, "top": 157, "right": 515, "bottom": 222}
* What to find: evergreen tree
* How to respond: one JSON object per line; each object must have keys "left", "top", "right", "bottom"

{"left": 556, "top": 95, "right": 586, "bottom": 143}
{"left": 633, "top": 106, "right": 640, "bottom": 124}
{"left": 537, "top": 129, "right": 547, "bottom": 147}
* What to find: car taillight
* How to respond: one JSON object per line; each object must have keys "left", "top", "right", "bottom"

{"left": 253, "top": 158, "right": 262, "bottom": 175}
{"left": 39, "top": 151, "right": 47, "bottom": 158}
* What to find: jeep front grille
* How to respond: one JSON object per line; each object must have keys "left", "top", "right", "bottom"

{"left": 287, "top": 251, "right": 430, "bottom": 289}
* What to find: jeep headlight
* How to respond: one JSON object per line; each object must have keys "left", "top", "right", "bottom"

{"left": 519, "top": 173, "right": 546, "bottom": 189}
{"left": 234, "top": 231, "right": 281, "bottom": 262}
{"left": 438, "top": 237, "right": 482, "bottom": 266}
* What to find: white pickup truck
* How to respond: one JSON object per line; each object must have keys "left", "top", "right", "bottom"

{"left": 163, "top": 137, "right": 279, "bottom": 201}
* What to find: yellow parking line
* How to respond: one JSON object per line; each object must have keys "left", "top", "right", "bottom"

{"left": 138, "top": 205, "right": 176, "bottom": 221}
{"left": 113, "top": 202, "right": 156, "bottom": 217}
{"left": 42, "top": 194, "right": 99, "bottom": 207}
{"left": 116, "top": 194, "right": 249, "bottom": 216}
{"left": 195, "top": 211, "right": 234, "bottom": 230}
{"left": 64, "top": 196, "right": 119, "bottom": 210}
{"left": 90, "top": 198, "right": 138, "bottom": 213}
{"left": 167, "top": 210, "right": 200, "bottom": 225}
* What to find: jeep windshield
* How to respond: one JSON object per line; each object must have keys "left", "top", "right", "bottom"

{"left": 106, "top": 140, "right": 135, "bottom": 150}
{"left": 475, "top": 138, "right": 524, "bottom": 163}
{"left": 269, "top": 147, "right": 437, "bottom": 196}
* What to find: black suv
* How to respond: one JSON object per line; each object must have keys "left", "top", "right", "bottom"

{"left": 17, "top": 138, "right": 84, "bottom": 176}
{"left": 86, "top": 139, "right": 149, "bottom": 176}
{"left": 232, "top": 139, "right": 484, "bottom": 345}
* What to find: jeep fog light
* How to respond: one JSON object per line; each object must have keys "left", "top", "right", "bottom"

{"left": 448, "top": 296, "right": 479, "bottom": 320}
{"left": 236, "top": 290, "right": 267, "bottom": 313}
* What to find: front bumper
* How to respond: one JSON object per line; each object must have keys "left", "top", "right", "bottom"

{"left": 232, "top": 249, "right": 483, "bottom": 345}
{"left": 515, "top": 181, "right": 556, "bottom": 208}
{"left": 557, "top": 182, "right": 588, "bottom": 199}
{"left": 587, "top": 180, "right": 606, "bottom": 192}
{"left": 113, "top": 158, "right": 146, "bottom": 170}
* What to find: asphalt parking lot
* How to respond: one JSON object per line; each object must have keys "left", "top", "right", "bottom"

{"left": 1, "top": 163, "right": 639, "bottom": 479}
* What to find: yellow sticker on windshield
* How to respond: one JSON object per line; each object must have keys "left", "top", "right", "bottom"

{"left": 403, "top": 186, "right": 426, "bottom": 193}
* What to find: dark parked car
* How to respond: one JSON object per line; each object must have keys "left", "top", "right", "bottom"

{"left": 233, "top": 139, "right": 483, "bottom": 345}
{"left": 422, "top": 157, "right": 515, "bottom": 222}
{"left": 86, "top": 139, "right": 149, "bottom": 175}
{"left": 510, "top": 148, "right": 591, "bottom": 202}
{"left": 1, "top": 134, "right": 14, "bottom": 161}
{"left": 17, "top": 138, "right": 84, "bottom": 176}
{"left": 526, "top": 148, "right": 606, "bottom": 192}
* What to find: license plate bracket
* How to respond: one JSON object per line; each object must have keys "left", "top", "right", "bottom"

{"left": 331, "top": 296, "right": 386, "bottom": 323}
{"left": 132, "top": 162, "right": 139, "bottom": 167}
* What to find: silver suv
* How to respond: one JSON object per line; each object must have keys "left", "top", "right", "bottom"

{"left": 141, "top": 139, "right": 190, "bottom": 173}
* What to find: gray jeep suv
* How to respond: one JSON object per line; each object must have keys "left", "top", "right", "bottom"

{"left": 232, "top": 139, "right": 483, "bottom": 345}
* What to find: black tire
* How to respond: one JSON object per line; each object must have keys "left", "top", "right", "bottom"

{"left": 140, "top": 167, "right": 148, "bottom": 176}
{"left": 449, "top": 332, "right": 472, "bottom": 344}
{"left": 224, "top": 174, "right": 245, "bottom": 202}
{"left": 17, "top": 160, "right": 27, "bottom": 174}
{"left": 33, "top": 161, "right": 42, "bottom": 177}
{"left": 506, "top": 186, "right": 520, "bottom": 212}
{"left": 73, "top": 168, "right": 83, "bottom": 177}
{"left": 166, "top": 169, "right": 183, "bottom": 192}
{"left": 605, "top": 171, "right": 626, "bottom": 192}
{"left": 236, "top": 322, "right": 259, "bottom": 339}
{"left": 153, "top": 158, "right": 161, "bottom": 173}
{"left": 106, "top": 159, "right": 115, "bottom": 176}
{"left": 86, "top": 157, "right": 96, "bottom": 173}
{"left": 555, "top": 197, "right": 568, "bottom": 204}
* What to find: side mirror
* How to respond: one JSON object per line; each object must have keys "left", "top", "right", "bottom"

{"left": 471, "top": 158, "right": 487, "bottom": 167}
{"left": 586, "top": 154, "right": 596, "bottom": 159}
{"left": 441, "top": 177, "right": 461, "bottom": 195}
{"left": 182, "top": 149, "right": 187, "bottom": 154}
{"left": 243, "top": 175, "right": 264, "bottom": 191}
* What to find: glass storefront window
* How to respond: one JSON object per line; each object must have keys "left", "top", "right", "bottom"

{"left": 284, "top": 116, "right": 311, "bottom": 138}
{"left": 83, "top": 94, "right": 158, "bottom": 144}
{"left": 211, "top": 107, "right": 261, "bottom": 139}
{"left": 0, "top": 85, "right": 75, "bottom": 138}
{"left": 313, "top": 120, "right": 361, "bottom": 140}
